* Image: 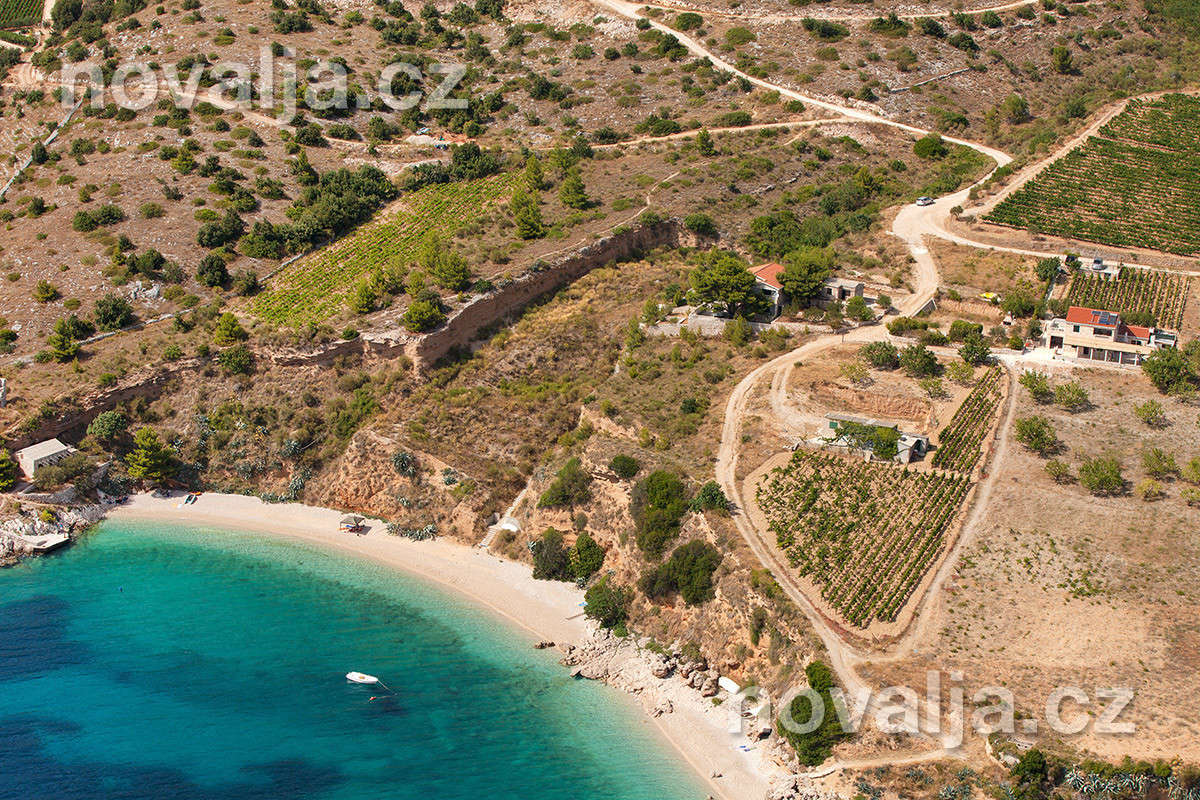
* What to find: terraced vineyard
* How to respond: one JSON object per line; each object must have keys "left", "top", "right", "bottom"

{"left": 985, "top": 95, "right": 1200, "bottom": 256}
{"left": 930, "top": 366, "right": 1004, "bottom": 473}
{"left": 0, "top": 0, "right": 40, "bottom": 27}
{"left": 1066, "top": 267, "right": 1191, "bottom": 330}
{"left": 253, "top": 172, "right": 517, "bottom": 326}
{"left": 757, "top": 451, "right": 972, "bottom": 627}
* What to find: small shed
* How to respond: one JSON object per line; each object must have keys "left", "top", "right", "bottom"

{"left": 817, "top": 277, "right": 865, "bottom": 306}
{"left": 15, "top": 438, "right": 75, "bottom": 479}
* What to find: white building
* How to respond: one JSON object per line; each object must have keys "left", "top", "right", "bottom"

{"left": 15, "top": 438, "right": 75, "bottom": 479}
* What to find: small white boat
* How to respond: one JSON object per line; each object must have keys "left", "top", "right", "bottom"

{"left": 346, "top": 672, "right": 380, "bottom": 685}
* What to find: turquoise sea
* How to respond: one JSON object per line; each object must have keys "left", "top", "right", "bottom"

{"left": 0, "top": 520, "right": 706, "bottom": 800}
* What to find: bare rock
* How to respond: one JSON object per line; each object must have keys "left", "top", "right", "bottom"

{"left": 700, "top": 677, "right": 719, "bottom": 697}
{"left": 649, "top": 656, "right": 673, "bottom": 679}
{"left": 651, "top": 698, "right": 674, "bottom": 717}
{"left": 534, "top": 640, "right": 555, "bottom": 649}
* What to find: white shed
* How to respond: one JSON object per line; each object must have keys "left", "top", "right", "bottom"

{"left": 15, "top": 438, "right": 75, "bottom": 479}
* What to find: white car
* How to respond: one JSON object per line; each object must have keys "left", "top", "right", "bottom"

{"left": 915, "top": 196, "right": 934, "bottom": 206}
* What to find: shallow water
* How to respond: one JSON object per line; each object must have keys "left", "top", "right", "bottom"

{"left": 0, "top": 521, "right": 706, "bottom": 800}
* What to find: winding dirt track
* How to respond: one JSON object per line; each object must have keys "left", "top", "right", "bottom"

{"left": 582, "top": 0, "right": 1122, "bottom": 761}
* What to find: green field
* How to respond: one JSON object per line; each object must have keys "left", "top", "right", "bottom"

{"left": 986, "top": 95, "right": 1200, "bottom": 256}
{"left": 252, "top": 172, "right": 517, "bottom": 326}
{"left": 0, "top": 0, "right": 40, "bottom": 28}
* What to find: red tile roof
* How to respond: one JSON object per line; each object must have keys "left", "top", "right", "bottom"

{"left": 752, "top": 262, "right": 785, "bottom": 290}
{"left": 1122, "top": 323, "right": 1152, "bottom": 339}
{"left": 1065, "top": 306, "right": 1119, "bottom": 327}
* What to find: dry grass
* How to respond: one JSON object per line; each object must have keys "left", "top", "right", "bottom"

{"left": 865, "top": 366, "right": 1200, "bottom": 762}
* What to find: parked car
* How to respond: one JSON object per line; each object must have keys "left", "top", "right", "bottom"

{"left": 915, "top": 196, "right": 934, "bottom": 206}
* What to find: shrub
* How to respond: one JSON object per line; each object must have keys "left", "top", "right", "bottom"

{"left": 87, "top": 410, "right": 127, "bottom": 444}
{"left": 571, "top": 532, "right": 605, "bottom": 580}
{"left": 609, "top": 454, "right": 640, "bottom": 479}
{"left": 1141, "top": 348, "right": 1197, "bottom": 394}
{"left": 532, "top": 527, "right": 573, "bottom": 581}
{"left": 639, "top": 540, "right": 723, "bottom": 604}
{"left": 1014, "top": 416, "right": 1057, "bottom": 456}
{"left": 402, "top": 299, "right": 446, "bottom": 332}
{"left": 33, "top": 280, "right": 60, "bottom": 303}
{"left": 690, "top": 481, "right": 730, "bottom": 513}
{"left": 683, "top": 212, "right": 718, "bottom": 237}
{"left": 1019, "top": 370, "right": 1053, "bottom": 402}
{"left": 584, "top": 575, "right": 631, "bottom": 629}
{"left": 958, "top": 333, "right": 992, "bottom": 365}
{"left": 1045, "top": 459, "right": 1072, "bottom": 483}
{"left": 899, "top": 343, "right": 939, "bottom": 377}
{"left": 538, "top": 457, "right": 592, "bottom": 508}
{"left": 1136, "top": 478, "right": 1166, "bottom": 501}
{"left": 1053, "top": 381, "right": 1090, "bottom": 412}
{"left": 0, "top": 449, "right": 18, "bottom": 491}
{"left": 217, "top": 344, "right": 253, "bottom": 374}
{"left": 631, "top": 470, "right": 690, "bottom": 558}
{"left": 913, "top": 133, "right": 948, "bottom": 159}
{"left": 1142, "top": 447, "right": 1179, "bottom": 479}
{"left": 1078, "top": 456, "right": 1123, "bottom": 496}
{"left": 948, "top": 319, "right": 983, "bottom": 342}
{"left": 33, "top": 452, "right": 94, "bottom": 491}
{"left": 212, "top": 312, "right": 247, "bottom": 345}
{"left": 860, "top": 341, "right": 899, "bottom": 370}
{"left": 777, "top": 661, "right": 851, "bottom": 765}
{"left": 94, "top": 294, "right": 134, "bottom": 331}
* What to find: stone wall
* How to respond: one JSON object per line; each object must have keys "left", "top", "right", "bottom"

{"left": 406, "top": 219, "right": 687, "bottom": 370}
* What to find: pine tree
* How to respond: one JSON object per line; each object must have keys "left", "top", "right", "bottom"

{"left": 695, "top": 128, "right": 715, "bottom": 156}
{"left": 524, "top": 155, "right": 545, "bottom": 192}
{"left": 0, "top": 449, "right": 17, "bottom": 491}
{"left": 125, "top": 427, "right": 176, "bottom": 485}
{"left": 558, "top": 167, "right": 589, "bottom": 210}
{"left": 46, "top": 318, "right": 81, "bottom": 362}
{"left": 510, "top": 189, "right": 545, "bottom": 239}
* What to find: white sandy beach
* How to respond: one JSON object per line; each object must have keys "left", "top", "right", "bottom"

{"left": 108, "top": 492, "right": 777, "bottom": 800}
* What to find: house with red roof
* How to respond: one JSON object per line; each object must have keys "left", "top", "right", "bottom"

{"left": 750, "top": 262, "right": 864, "bottom": 319}
{"left": 1042, "top": 305, "right": 1177, "bottom": 366}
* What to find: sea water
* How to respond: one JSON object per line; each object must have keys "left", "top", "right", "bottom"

{"left": 0, "top": 521, "right": 707, "bottom": 800}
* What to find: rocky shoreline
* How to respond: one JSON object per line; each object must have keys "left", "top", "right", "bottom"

{"left": 0, "top": 502, "right": 107, "bottom": 566}
{"left": 549, "top": 628, "right": 843, "bottom": 800}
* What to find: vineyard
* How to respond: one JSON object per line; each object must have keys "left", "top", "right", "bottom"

{"left": 0, "top": 0, "right": 40, "bottom": 27}
{"left": 1066, "top": 267, "right": 1191, "bottom": 330}
{"left": 252, "top": 172, "right": 517, "bottom": 326}
{"left": 930, "top": 366, "right": 1004, "bottom": 473}
{"left": 757, "top": 450, "right": 971, "bottom": 627}
{"left": 1098, "top": 95, "right": 1200, "bottom": 152}
{"left": 985, "top": 95, "right": 1200, "bottom": 256}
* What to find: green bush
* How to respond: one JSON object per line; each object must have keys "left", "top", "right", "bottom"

{"left": 532, "top": 527, "right": 573, "bottom": 581}
{"left": 639, "top": 540, "right": 723, "bottom": 604}
{"left": 776, "top": 661, "right": 851, "bottom": 765}
{"left": 538, "top": 457, "right": 593, "bottom": 508}
{"left": 1078, "top": 456, "right": 1124, "bottom": 496}
{"left": 609, "top": 454, "right": 640, "bottom": 479}
{"left": 690, "top": 481, "right": 730, "bottom": 512}
{"left": 584, "top": 575, "right": 632, "bottom": 629}
{"left": 631, "top": 470, "right": 690, "bottom": 557}
{"left": 571, "top": 532, "right": 605, "bottom": 579}
{"left": 860, "top": 341, "right": 899, "bottom": 370}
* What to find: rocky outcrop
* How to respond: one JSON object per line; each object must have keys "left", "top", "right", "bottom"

{"left": 0, "top": 503, "right": 107, "bottom": 566}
